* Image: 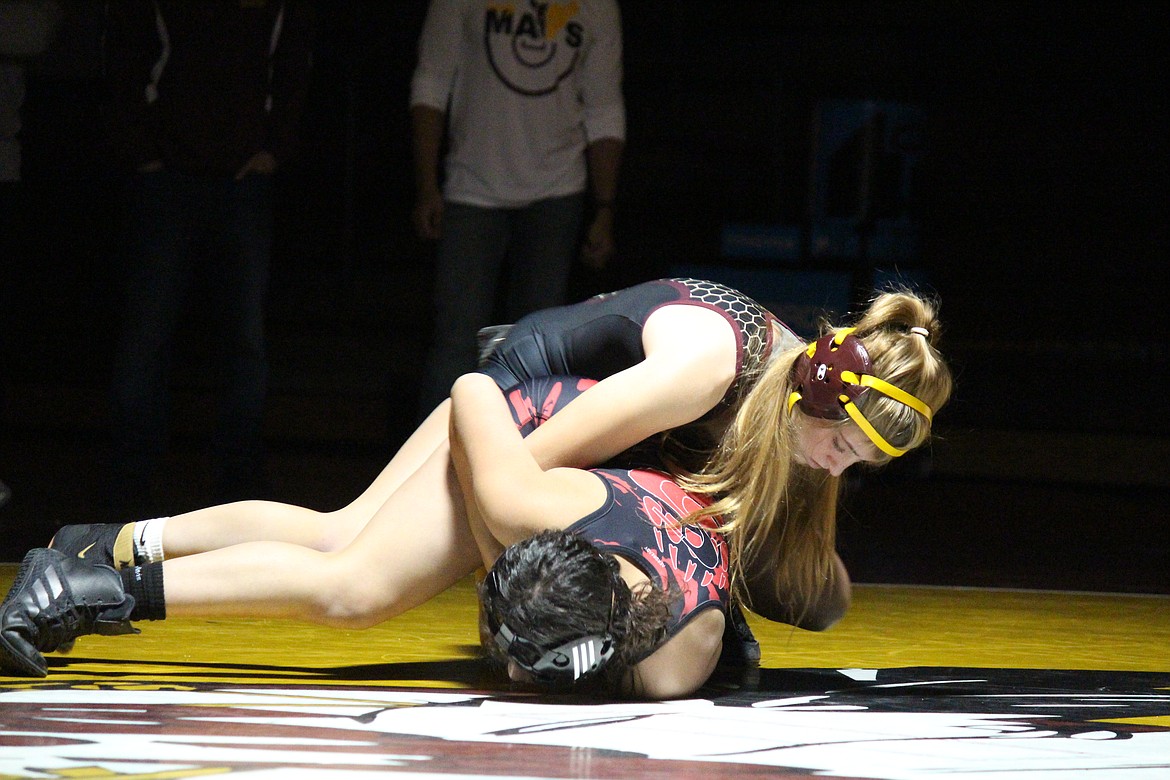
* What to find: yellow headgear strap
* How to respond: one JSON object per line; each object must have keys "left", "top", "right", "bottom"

{"left": 840, "top": 397, "right": 906, "bottom": 457}
{"left": 839, "top": 371, "right": 933, "bottom": 423}
{"left": 838, "top": 370, "right": 933, "bottom": 457}
{"left": 831, "top": 327, "right": 856, "bottom": 345}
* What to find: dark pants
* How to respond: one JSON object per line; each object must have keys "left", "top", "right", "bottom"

{"left": 109, "top": 169, "right": 273, "bottom": 504}
{"left": 417, "top": 193, "right": 586, "bottom": 416}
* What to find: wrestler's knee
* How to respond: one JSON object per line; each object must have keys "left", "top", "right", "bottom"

{"left": 308, "top": 565, "right": 401, "bottom": 629}
{"left": 312, "top": 509, "right": 366, "bottom": 553}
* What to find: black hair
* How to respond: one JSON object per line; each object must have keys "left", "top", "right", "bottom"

{"left": 479, "top": 530, "right": 671, "bottom": 696}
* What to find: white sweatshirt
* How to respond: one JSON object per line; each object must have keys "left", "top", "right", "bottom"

{"left": 411, "top": 0, "right": 625, "bottom": 208}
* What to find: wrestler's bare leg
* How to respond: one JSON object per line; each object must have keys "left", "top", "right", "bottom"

{"left": 161, "top": 437, "right": 480, "bottom": 625}
{"left": 158, "top": 400, "right": 454, "bottom": 558}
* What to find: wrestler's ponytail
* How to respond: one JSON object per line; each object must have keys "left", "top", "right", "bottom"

{"left": 849, "top": 291, "right": 952, "bottom": 457}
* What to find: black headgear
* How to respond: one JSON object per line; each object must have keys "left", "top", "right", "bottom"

{"left": 482, "top": 564, "right": 616, "bottom": 686}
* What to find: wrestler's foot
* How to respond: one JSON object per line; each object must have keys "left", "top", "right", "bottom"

{"left": 0, "top": 548, "right": 138, "bottom": 677}
{"left": 49, "top": 523, "right": 136, "bottom": 570}
{"left": 40, "top": 523, "right": 132, "bottom": 657}
{"left": 476, "top": 323, "right": 514, "bottom": 365}
{"left": 722, "top": 603, "right": 761, "bottom": 665}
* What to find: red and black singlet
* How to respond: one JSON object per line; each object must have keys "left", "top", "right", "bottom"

{"left": 503, "top": 375, "right": 730, "bottom": 644}
{"left": 567, "top": 467, "right": 730, "bottom": 643}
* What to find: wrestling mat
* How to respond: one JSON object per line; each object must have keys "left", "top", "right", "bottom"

{"left": 1, "top": 567, "right": 1167, "bottom": 779}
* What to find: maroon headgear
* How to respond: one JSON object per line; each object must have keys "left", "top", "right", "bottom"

{"left": 789, "top": 329, "right": 872, "bottom": 420}
{"left": 787, "top": 327, "right": 935, "bottom": 458}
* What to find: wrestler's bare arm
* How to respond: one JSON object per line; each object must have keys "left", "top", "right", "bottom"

{"left": 449, "top": 373, "right": 606, "bottom": 555}
{"left": 520, "top": 304, "right": 740, "bottom": 470}
{"left": 627, "top": 607, "right": 725, "bottom": 699}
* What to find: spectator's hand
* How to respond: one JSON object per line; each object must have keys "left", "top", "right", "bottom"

{"left": 235, "top": 150, "right": 278, "bottom": 180}
{"left": 580, "top": 209, "right": 615, "bottom": 270}
{"left": 137, "top": 159, "right": 164, "bottom": 174}
{"left": 413, "top": 186, "right": 444, "bottom": 240}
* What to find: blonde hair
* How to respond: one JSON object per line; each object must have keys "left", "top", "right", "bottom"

{"left": 678, "top": 289, "right": 953, "bottom": 614}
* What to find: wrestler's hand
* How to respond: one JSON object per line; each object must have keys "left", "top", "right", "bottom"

{"left": 235, "top": 150, "right": 277, "bottom": 180}
{"left": 580, "top": 209, "right": 614, "bottom": 270}
{"left": 413, "top": 185, "right": 444, "bottom": 240}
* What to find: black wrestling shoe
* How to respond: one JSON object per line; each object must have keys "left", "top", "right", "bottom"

{"left": 720, "top": 602, "right": 762, "bottom": 666}
{"left": 476, "top": 323, "right": 514, "bottom": 366}
{"left": 49, "top": 523, "right": 136, "bottom": 570}
{"left": 0, "top": 548, "right": 138, "bottom": 677}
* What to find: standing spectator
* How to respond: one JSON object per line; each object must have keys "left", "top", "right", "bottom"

{"left": 0, "top": 0, "right": 62, "bottom": 512}
{"left": 411, "top": 0, "right": 625, "bottom": 415}
{"left": 103, "top": 1, "right": 313, "bottom": 510}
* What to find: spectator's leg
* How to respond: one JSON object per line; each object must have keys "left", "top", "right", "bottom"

{"left": 207, "top": 173, "right": 274, "bottom": 501}
{"left": 504, "top": 192, "right": 586, "bottom": 320}
{"left": 108, "top": 171, "right": 195, "bottom": 511}
{"left": 416, "top": 202, "right": 510, "bottom": 417}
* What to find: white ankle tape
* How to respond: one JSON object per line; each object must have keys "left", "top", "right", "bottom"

{"left": 133, "top": 517, "right": 169, "bottom": 564}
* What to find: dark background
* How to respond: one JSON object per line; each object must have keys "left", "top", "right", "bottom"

{"left": 2, "top": 2, "right": 1167, "bottom": 593}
